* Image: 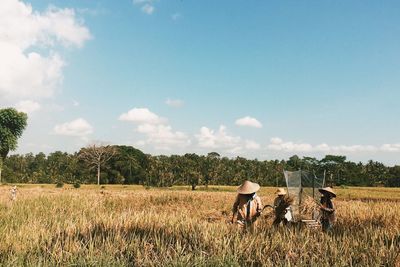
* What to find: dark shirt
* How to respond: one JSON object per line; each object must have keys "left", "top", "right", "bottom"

{"left": 320, "top": 196, "right": 336, "bottom": 224}
{"left": 273, "top": 196, "right": 287, "bottom": 218}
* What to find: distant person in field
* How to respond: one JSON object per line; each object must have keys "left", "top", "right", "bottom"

{"left": 231, "top": 180, "right": 263, "bottom": 231}
{"left": 10, "top": 186, "right": 17, "bottom": 201}
{"left": 273, "top": 188, "right": 291, "bottom": 226}
{"left": 319, "top": 187, "right": 336, "bottom": 232}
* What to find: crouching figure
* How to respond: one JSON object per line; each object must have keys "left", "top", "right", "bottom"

{"left": 273, "top": 188, "right": 291, "bottom": 226}
{"left": 231, "top": 180, "right": 262, "bottom": 231}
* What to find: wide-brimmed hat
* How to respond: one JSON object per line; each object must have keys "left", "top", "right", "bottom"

{"left": 275, "top": 188, "right": 287, "bottom": 196}
{"left": 237, "top": 180, "right": 260, "bottom": 194}
{"left": 319, "top": 187, "right": 336, "bottom": 198}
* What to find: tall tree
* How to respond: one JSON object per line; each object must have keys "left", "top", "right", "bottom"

{"left": 79, "top": 144, "right": 116, "bottom": 185}
{"left": 320, "top": 155, "right": 347, "bottom": 186}
{"left": 287, "top": 155, "right": 302, "bottom": 170}
{"left": 0, "top": 108, "right": 28, "bottom": 183}
{"left": 203, "top": 152, "right": 220, "bottom": 189}
{"left": 111, "top": 146, "right": 148, "bottom": 184}
{"left": 183, "top": 153, "right": 203, "bottom": 190}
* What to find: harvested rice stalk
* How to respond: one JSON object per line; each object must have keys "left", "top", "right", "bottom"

{"left": 299, "top": 196, "right": 319, "bottom": 219}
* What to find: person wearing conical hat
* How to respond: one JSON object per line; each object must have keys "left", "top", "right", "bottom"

{"left": 231, "top": 180, "right": 263, "bottom": 231}
{"left": 319, "top": 187, "right": 336, "bottom": 232}
{"left": 273, "top": 188, "right": 289, "bottom": 226}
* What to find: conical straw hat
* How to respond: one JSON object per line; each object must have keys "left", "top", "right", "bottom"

{"left": 237, "top": 180, "right": 260, "bottom": 194}
{"left": 319, "top": 187, "right": 336, "bottom": 198}
{"left": 275, "top": 188, "right": 287, "bottom": 195}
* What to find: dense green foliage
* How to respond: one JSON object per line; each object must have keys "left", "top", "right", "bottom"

{"left": 2, "top": 146, "right": 400, "bottom": 187}
{"left": 0, "top": 108, "right": 28, "bottom": 183}
{"left": 0, "top": 108, "right": 28, "bottom": 160}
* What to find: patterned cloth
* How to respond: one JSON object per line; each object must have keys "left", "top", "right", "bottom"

{"left": 232, "top": 193, "right": 262, "bottom": 226}
{"left": 320, "top": 196, "right": 336, "bottom": 231}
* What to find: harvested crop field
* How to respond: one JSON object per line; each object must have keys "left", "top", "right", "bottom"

{"left": 0, "top": 185, "right": 399, "bottom": 266}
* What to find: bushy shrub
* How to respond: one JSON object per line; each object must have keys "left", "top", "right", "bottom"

{"left": 73, "top": 183, "right": 81, "bottom": 189}
{"left": 56, "top": 182, "right": 64, "bottom": 188}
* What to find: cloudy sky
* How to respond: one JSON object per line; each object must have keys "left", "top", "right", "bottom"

{"left": 1, "top": 0, "right": 400, "bottom": 165}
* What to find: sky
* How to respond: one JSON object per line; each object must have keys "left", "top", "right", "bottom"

{"left": 1, "top": 0, "right": 400, "bottom": 165}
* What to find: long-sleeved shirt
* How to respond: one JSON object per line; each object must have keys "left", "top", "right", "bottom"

{"left": 320, "top": 196, "right": 336, "bottom": 224}
{"left": 232, "top": 193, "right": 262, "bottom": 223}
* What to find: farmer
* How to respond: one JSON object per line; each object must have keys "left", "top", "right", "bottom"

{"left": 231, "top": 180, "right": 263, "bottom": 231}
{"left": 319, "top": 187, "right": 336, "bottom": 232}
{"left": 273, "top": 188, "right": 290, "bottom": 226}
{"left": 10, "top": 186, "right": 17, "bottom": 201}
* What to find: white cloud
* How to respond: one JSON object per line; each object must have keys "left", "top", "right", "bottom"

{"left": 72, "top": 99, "right": 79, "bottom": 107}
{"left": 119, "top": 108, "right": 165, "bottom": 124}
{"left": 314, "top": 143, "right": 330, "bottom": 152}
{"left": 0, "top": 0, "right": 91, "bottom": 102}
{"left": 15, "top": 100, "right": 41, "bottom": 114}
{"left": 267, "top": 137, "right": 380, "bottom": 153}
{"left": 0, "top": 45, "right": 64, "bottom": 100}
{"left": 235, "top": 116, "right": 263, "bottom": 128}
{"left": 245, "top": 140, "right": 261, "bottom": 150}
{"left": 270, "top": 137, "right": 283, "bottom": 145}
{"left": 165, "top": 98, "right": 184, "bottom": 108}
{"left": 133, "top": 0, "right": 155, "bottom": 15}
{"left": 329, "top": 145, "right": 377, "bottom": 153}
{"left": 54, "top": 118, "right": 93, "bottom": 137}
{"left": 195, "top": 125, "right": 260, "bottom": 155}
{"left": 119, "top": 107, "right": 190, "bottom": 150}
{"left": 380, "top": 144, "right": 400, "bottom": 152}
{"left": 0, "top": 1, "right": 91, "bottom": 49}
{"left": 136, "top": 124, "right": 190, "bottom": 150}
{"left": 39, "top": 7, "right": 92, "bottom": 48}
{"left": 196, "top": 125, "right": 241, "bottom": 149}
{"left": 267, "top": 138, "right": 313, "bottom": 152}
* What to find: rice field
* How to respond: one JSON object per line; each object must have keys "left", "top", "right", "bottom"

{"left": 0, "top": 184, "right": 399, "bottom": 266}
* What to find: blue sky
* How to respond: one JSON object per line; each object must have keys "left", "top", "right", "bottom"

{"left": 1, "top": 0, "right": 400, "bottom": 165}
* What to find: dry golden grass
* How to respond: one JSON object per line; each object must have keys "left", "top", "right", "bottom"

{"left": 0, "top": 185, "right": 398, "bottom": 266}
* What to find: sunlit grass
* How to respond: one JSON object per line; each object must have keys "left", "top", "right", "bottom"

{"left": 0, "top": 185, "right": 398, "bottom": 266}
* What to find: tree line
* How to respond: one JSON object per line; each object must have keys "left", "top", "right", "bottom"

{"left": 2, "top": 146, "right": 400, "bottom": 188}
{"left": 0, "top": 108, "right": 399, "bottom": 188}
